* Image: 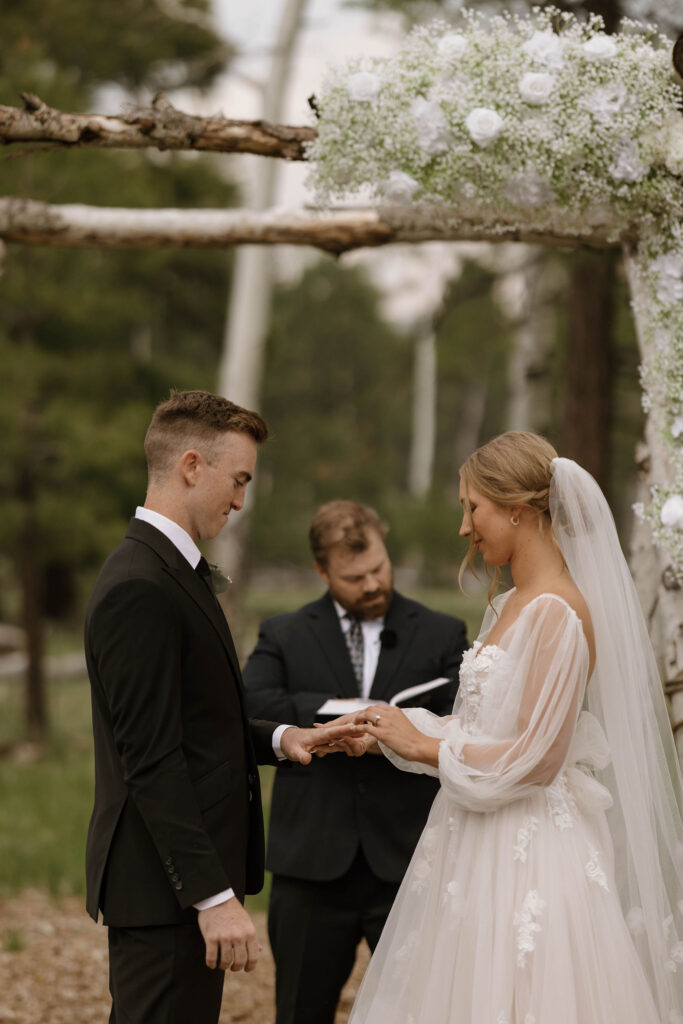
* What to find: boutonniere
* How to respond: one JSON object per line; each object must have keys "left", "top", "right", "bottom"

{"left": 209, "top": 563, "right": 232, "bottom": 594}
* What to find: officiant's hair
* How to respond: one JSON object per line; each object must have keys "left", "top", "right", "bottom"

{"left": 459, "top": 431, "right": 557, "bottom": 597}
{"left": 309, "top": 501, "right": 388, "bottom": 569}
{"left": 144, "top": 389, "right": 269, "bottom": 483}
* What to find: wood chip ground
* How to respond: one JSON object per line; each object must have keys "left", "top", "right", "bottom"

{"left": 0, "top": 890, "right": 369, "bottom": 1023}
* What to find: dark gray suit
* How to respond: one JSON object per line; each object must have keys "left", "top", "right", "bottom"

{"left": 244, "top": 590, "right": 467, "bottom": 1024}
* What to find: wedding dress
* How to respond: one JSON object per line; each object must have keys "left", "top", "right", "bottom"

{"left": 349, "top": 460, "right": 683, "bottom": 1024}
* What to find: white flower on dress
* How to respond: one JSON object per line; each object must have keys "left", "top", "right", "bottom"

{"left": 661, "top": 495, "right": 683, "bottom": 530}
{"left": 437, "top": 33, "right": 468, "bottom": 60}
{"left": 585, "top": 849, "right": 609, "bottom": 891}
{"left": 514, "top": 889, "right": 546, "bottom": 967}
{"left": 410, "top": 857, "right": 432, "bottom": 893}
{"left": 394, "top": 929, "right": 418, "bottom": 963}
{"left": 519, "top": 72, "right": 555, "bottom": 105}
{"left": 383, "top": 170, "right": 420, "bottom": 203}
{"left": 609, "top": 138, "right": 647, "bottom": 183}
{"left": 627, "top": 906, "right": 646, "bottom": 935}
{"left": 513, "top": 816, "right": 539, "bottom": 864}
{"left": 582, "top": 35, "right": 618, "bottom": 61}
{"left": 411, "top": 97, "right": 451, "bottom": 155}
{"left": 465, "top": 108, "right": 503, "bottom": 148}
{"left": 546, "top": 773, "right": 576, "bottom": 829}
{"left": 522, "top": 30, "right": 565, "bottom": 70}
{"left": 346, "top": 71, "right": 380, "bottom": 102}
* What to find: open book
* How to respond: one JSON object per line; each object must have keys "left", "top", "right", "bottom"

{"left": 316, "top": 677, "right": 452, "bottom": 718}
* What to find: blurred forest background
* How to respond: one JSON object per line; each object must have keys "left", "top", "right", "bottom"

{"left": 0, "top": 0, "right": 671, "bottom": 912}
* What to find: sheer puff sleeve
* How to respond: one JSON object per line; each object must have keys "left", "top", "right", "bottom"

{"left": 383, "top": 595, "right": 591, "bottom": 812}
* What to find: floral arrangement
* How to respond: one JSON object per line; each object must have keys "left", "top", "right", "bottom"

{"left": 307, "top": 7, "right": 683, "bottom": 576}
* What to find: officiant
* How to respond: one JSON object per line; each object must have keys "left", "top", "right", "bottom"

{"left": 244, "top": 500, "right": 467, "bottom": 1024}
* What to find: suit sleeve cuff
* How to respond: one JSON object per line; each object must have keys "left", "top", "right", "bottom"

{"left": 193, "top": 888, "right": 235, "bottom": 911}
{"left": 272, "top": 723, "right": 293, "bottom": 760}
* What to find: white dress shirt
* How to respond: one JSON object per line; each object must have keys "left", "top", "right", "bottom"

{"left": 134, "top": 507, "right": 290, "bottom": 911}
{"left": 333, "top": 600, "right": 384, "bottom": 699}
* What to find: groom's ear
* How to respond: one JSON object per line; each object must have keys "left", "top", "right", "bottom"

{"left": 178, "top": 449, "right": 201, "bottom": 486}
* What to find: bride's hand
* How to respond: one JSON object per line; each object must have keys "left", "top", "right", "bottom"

{"left": 353, "top": 705, "right": 441, "bottom": 767}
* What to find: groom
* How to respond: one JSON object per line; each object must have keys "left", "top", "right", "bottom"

{"left": 84, "top": 390, "right": 354, "bottom": 1024}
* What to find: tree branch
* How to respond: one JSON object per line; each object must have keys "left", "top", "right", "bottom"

{"left": 0, "top": 198, "right": 638, "bottom": 254}
{"left": 0, "top": 93, "right": 316, "bottom": 160}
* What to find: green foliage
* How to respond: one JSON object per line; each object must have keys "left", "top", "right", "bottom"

{"left": 250, "top": 260, "right": 413, "bottom": 566}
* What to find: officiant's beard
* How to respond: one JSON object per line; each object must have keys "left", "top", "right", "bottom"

{"left": 332, "top": 571, "right": 394, "bottom": 621}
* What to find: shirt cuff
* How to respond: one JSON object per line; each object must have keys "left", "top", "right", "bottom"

{"left": 272, "top": 723, "right": 293, "bottom": 761}
{"left": 193, "top": 888, "right": 235, "bottom": 911}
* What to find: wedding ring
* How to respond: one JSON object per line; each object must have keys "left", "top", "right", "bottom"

{"left": 374, "top": 714, "right": 381, "bottom": 724}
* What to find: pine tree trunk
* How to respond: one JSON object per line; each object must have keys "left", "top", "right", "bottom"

{"left": 560, "top": 250, "right": 616, "bottom": 492}
{"left": 408, "top": 321, "right": 437, "bottom": 498}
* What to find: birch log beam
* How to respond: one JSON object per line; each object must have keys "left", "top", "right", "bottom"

{"left": 0, "top": 93, "right": 316, "bottom": 160}
{"left": 0, "top": 198, "right": 640, "bottom": 254}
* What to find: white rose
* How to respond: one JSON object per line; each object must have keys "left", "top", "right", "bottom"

{"left": 583, "top": 35, "right": 618, "bottom": 61}
{"left": 437, "top": 33, "right": 468, "bottom": 60}
{"left": 411, "top": 97, "right": 450, "bottom": 155}
{"left": 346, "top": 71, "right": 380, "bottom": 102}
{"left": 661, "top": 495, "right": 683, "bottom": 530}
{"left": 588, "top": 82, "right": 627, "bottom": 124}
{"left": 672, "top": 414, "right": 683, "bottom": 439}
{"left": 522, "top": 30, "right": 565, "bottom": 70}
{"left": 504, "top": 169, "right": 554, "bottom": 209}
{"left": 651, "top": 251, "right": 683, "bottom": 306}
{"left": 608, "top": 138, "right": 647, "bottom": 183}
{"left": 519, "top": 72, "right": 555, "bottom": 105}
{"left": 382, "top": 170, "right": 420, "bottom": 203}
{"left": 465, "top": 107, "right": 504, "bottom": 148}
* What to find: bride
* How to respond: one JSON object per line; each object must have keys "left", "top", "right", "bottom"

{"left": 347, "top": 432, "right": 683, "bottom": 1024}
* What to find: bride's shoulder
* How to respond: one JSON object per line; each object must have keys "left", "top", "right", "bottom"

{"left": 531, "top": 583, "right": 595, "bottom": 655}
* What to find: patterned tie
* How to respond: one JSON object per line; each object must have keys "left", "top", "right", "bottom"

{"left": 344, "top": 614, "right": 364, "bottom": 691}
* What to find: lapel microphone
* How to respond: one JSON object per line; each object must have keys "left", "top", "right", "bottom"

{"left": 380, "top": 628, "right": 398, "bottom": 649}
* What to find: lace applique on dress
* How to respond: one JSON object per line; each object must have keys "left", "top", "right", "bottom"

{"left": 513, "top": 816, "right": 539, "bottom": 864}
{"left": 585, "top": 848, "right": 609, "bottom": 891}
{"left": 514, "top": 889, "right": 546, "bottom": 967}
{"left": 459, "top": 641, "right": 506, "bottom": 733}
{"left": 545, "top": 771, "right": 577, "bottom": 830}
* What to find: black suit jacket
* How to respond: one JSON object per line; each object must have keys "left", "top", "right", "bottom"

{"left": 244, "top": 592, "right": 467, "bottom": 883}
{"left": 84, "top": 519, "right": 278, "bottom": 927}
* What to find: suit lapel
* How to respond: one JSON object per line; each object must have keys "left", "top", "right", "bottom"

{"left": 307, "top": 593, "right": 360, "bottom": 699}
{"left": 370, "top": 593, "right": 418, "bottom": 703}
{"left": 125, "top": 519, "right": 243, "bottom": 684}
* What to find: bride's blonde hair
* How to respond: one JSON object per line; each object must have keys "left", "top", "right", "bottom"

{"left": 458, "top": 431, "right": 558, "bottom": 599}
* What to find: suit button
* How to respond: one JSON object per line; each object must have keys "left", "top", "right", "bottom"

{"left": 174, "top": 881, "right": 183, "bottom": 891}
{"left": 167, "top": 864, "right": 175, "bottom": 873}
{"left": 248, "top": 773, "right": 257, "bottom": 786}
{"left": 165, "top": 857, "right": 173, "bottom": 867}
{"left": 171, "top": 873, "right": 180, "bottom": 882}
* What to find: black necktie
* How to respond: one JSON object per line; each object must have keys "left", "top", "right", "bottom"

{"left": 195, "top": 556, "right": 214, "bottom": 595}
{"left": 344, "top": 615, "right": 364, "bottom": 692}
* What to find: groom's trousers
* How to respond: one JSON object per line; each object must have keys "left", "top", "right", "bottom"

{"left": 108, "top": 920, "right": 224, "bottom": 1024}
{"left": 269, "top": 848, "right": 400, "bottom": 1024}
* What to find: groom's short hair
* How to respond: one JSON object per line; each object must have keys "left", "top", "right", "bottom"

{"left": 309, "top": 501, "right": 388, "bottom": 568}
{"left": 144, "top": 389, "right": 269, "bottom": 483}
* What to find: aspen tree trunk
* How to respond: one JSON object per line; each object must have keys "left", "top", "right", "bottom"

{"left": 213, "top": 0, "right": 309, "bottom": 615}
{"left": 624, "top": 249, "right": 683, "bottom": 757}
{"left": 408, "top": 320, "right": 437, "bottom": 498}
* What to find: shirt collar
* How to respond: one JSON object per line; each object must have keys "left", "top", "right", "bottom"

{"left": 135, "top": 506, "right": 202, "bottom": 569}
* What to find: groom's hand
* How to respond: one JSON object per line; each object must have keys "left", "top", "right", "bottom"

{"left": 279, "top": 723, "right": 365, "bottom": 764}
{"left": 197, "top": 899, "right": 262, "bottom": 972}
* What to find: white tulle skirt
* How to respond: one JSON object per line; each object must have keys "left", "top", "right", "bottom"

{"left": 349, "top": 782, "right": 661, "bottom": 1024}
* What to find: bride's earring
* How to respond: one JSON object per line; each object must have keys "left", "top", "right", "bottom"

{"left": 510, "top": 514, "right": 520, "bottom": 526}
